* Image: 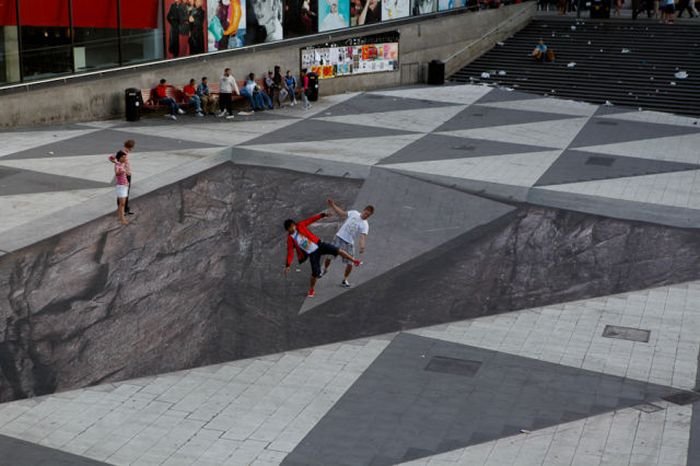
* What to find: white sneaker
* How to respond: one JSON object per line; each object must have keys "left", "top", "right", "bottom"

{"left": 226, "top": 114, "right": 235, "bottom": 120}
{"left": 168, "top": 114, "right": 177, "bottom": 120}
{"left": 291, "top": 101, "right": 296, "bottom": 106}
{"left": 177, "top": 108, "right": 185, "bottom": 115}
{"left": 341, "top": 280, "right": 351, "bottom": 288}
{"left": 217, "top": 110, "right": 227, "bottom": 117}
{"left": 196, "top": 111, "right": 204, "bottom": 117}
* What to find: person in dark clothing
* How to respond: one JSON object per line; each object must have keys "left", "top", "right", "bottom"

{"left": 167, "top": 0, "right": 182, "bottom": 57}
{"left": 272, "top": 65, "right": 284, "bottom": 108}
{"left": 677, "top": 0, "right": 698, "bottom": 17}
{"left": 189, "top": 0, "right": 206, "bottom": 54}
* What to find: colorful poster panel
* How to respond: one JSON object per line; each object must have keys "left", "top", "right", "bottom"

{"left": 318, "top": 0, "right": 350, "bottom": 31}
{"left": 246, "top": 0, "right": 284, "bottom": 44}
{"left": 351, "top": 0, "right": 381, "bottom": 25}
{"left": 438, "top": 0, "right": 465, "bottom": 10}
{"left": 208, "top": 0, "right": 247, "bottom": 51}
{"left": 382, "top": 0, "right": 410, "bottom": 19}
{"left": 412, "top": 0, "right": 437, "bottom": 14}
{"left": 284, "top": 0, "right": 318, "bottom": 37}
{"left": 165, "top": 0, "right": 208, "bottom": 58}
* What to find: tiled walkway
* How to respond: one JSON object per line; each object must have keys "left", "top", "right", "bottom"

{"left": 0, "top": 84, "right": 699, "bottom": 465}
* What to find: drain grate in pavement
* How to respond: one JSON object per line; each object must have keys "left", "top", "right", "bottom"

{"left": 596, "top": 120, "right": 619, "bottom": 126}
{"left": 586, "top": 156, "right": 616, "bottom": 167}
{"left": 662, "top": 391, "right": 700, "bottom": 406}
{"left": 452, "top": 145, "right": 476, "bottom": 151}
{"left": 634, "top": 403, "right": 665, "bottom": 413}
{"left": 602, "top": 325, "right": 650, "bottom": 342}
{"left": 425, "top": 356, "right": 482, "bottom": 377}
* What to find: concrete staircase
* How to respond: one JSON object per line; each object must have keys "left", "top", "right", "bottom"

{"left": 452, "top": 16, "right": 700, "bottom": 117}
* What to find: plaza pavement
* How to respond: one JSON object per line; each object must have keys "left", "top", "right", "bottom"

{"left": 0, "top": 84, "right": 699, "bottom": 465}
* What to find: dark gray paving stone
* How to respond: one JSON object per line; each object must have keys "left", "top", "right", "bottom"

{"left": 435, "top": 105, "right": 579, "bottom": 132}
{"left": 377, "top": 134, "right": 557, "bottom": 165}
{"left": 0, "top": 434, "right": 108, "bottom": 465}
{"left": 593, "top": 105, "right": 640, "bottom": 117}
{"left": 314, "top": 93, "right": 462, "bottom": 117}
{"left": 111, "top": 111, "right": 299, "bottom": 129}
{"left": 473, "top": 88, "right": 544, "bottom": 105}
{"left": 282, "top": 333, "right": 680, "bottom": 466}
{"left": 569, "top": 117, "right": 700, "bottom": 148}
{"left": 240, "top": 118, "right": 418, "bottom": 146}
{"left": 0, "top": 166, "right": 111, "bottom": 195}
{"left": 2, "top": 128, "right": 221, "bottom": 160}
{"left": 535, "top": 149, "right": 699, "bottom": 186}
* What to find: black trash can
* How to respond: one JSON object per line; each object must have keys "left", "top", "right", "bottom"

{"left": 307, "top": 72, "right": 319, "bottom": 102}
{"left": 590, "top": 0, "right": 610, "bottom": 18}
{"left": 427, "top": 60, "right": 445, "bottom": 85}
{"left": 125, "top": 87, "right": 142, "bottom": 122}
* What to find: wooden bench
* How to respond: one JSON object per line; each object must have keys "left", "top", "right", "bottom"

{"left": 141, "top": 85, "right": 186, "bottom": 112}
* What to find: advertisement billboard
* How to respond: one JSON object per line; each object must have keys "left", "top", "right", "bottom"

{"left": 166, "top": 0, "right": 208, "bottom": 58}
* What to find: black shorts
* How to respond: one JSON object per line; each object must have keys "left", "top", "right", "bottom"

{"left": 309, "top": 241, "right": 339, "bottom": 278}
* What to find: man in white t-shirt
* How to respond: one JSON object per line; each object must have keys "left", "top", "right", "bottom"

{"left": 322, "top": 198, "right": 374, "bottom": 287}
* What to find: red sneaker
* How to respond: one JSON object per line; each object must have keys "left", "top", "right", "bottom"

{"left": 352, "top": 259, "right": 363, "bottom": 267}
{"left": 307, "top": 288, "right": 315, "bottom": 298}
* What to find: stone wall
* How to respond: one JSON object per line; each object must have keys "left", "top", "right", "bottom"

{"left": 0, "top": 2, "right": 535, "bottom": 128}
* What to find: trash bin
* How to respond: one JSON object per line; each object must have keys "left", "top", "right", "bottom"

{"left": 427, "top": 60, "right": 445, "bottom": 85}
{"left": 307, "top": 72, "right": 319, "bottom": 102}
{"left": 590, "top": 0, "right": 610, "bottom": 18}
{"left": 125, "top": 87, "right": 142, "bottom": 122}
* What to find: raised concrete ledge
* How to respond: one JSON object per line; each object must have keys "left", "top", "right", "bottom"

{"left": 231, "top": 148, "right": 372, "bottom": 180}
{"left": 0, "top": 148, "right": 232, "bottom": 255}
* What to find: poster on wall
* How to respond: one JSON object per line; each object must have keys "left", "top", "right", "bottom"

{"left": 284, "top": 0, "right": 318, "bottom": 37}
{"left": 350, "top": 0, "right": 381, "bottom": 25}
{"left": 245, "top": 0, "right": 284, "bottom": 44}
{"left": 208, "top": 0, "right": 247, "bottom": 51}
{"left": 438, "top": 0, "right": 465, "bottom": 10}
{"left": 301, "top": 31, "right": 399, "bottom": 80}
{"left": 412, "top": 0, "right": 437, "bottom": 14}
{"left": 382, "top": 0, "right": 410, "bottom": 20}
{"left": 166, "top": 0, "right": 208, "bottom": 58}
{"left": 318, "top": 0, "right": 350, "bottom": 32}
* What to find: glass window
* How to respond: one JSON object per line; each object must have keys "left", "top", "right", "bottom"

{"left": 18, "top": 0, "right": 72, "bottom": 81}
{"left": 72, "top": 0, "right": 119, "bottom": 71}
{"left": 120, "top": 0, "right": 164, "bottom": 65}
{"left": 0, "top": 0, "right": 21, "bottom": 83}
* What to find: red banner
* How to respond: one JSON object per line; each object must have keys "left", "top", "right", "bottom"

{"left": 0, "top": 0, "right": 159, "bottom": 29}
{"left": 73, "top": 0, "right": 118, "bottom": 28}
{"left": 121, "top": 0, "right": 160, "bottom": 29}
{"left": 0, "top": 0, "right": 17, "bottom": 26}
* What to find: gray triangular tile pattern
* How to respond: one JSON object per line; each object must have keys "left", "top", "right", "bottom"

{"left": 435, "top": 105, "right": 583, "bottom": 133}
{"left": 240, "top": 118, "right": 420, "bottom": 146}
{"left": 2, "top": 129, "right": 222, "bottom": 160}
{"left": 569, "top": 117, "right": 700, "bottom": 148}
{"left": 535, "top": 149, "right": 700, "bottom": 186}
{"left": 310, "top": 92, "right": 464, "bottom": 118}
{"left": 282, "top": 333, "right": 688, "bottom": 466}
{"left": 377, "top": 134, "right": 559, "bottom": 165}
{"left": 0, "top": 166, "right": 111, "bottom": 196}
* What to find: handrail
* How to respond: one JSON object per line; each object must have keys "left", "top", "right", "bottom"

{"left": 444, "top": 4, "right": 534, "bottom": 65}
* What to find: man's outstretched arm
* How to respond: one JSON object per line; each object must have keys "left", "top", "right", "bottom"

{"left": 327, "top": 198, "right": 348, "bottom": 219}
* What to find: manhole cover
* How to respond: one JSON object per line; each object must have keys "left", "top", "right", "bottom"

{"left": 662, "top": 391, "right": 700, "bottom": 406}
{"left": 596, "top": 120, "right": 619, "bottom": 126}
{"left": 634, "top": 403, "right": 664, "bottom": 413}
{"left": 451, "top": 145, "right": 476, "bottom": 151}
{"left": 425, "top": 356, "right": 482, "bottom": 377}
{"left": 471, "top": 113, "right": 484, "bottom": 117}
{"left": 586, "top": 156, "right": 615, "bottom": 167}
{"left": 602, "top": 325, "right": 650, "bottom": 342}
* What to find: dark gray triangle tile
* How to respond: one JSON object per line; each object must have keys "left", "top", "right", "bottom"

{"left": 377, "top": 134, "right": 557, "bottom": 165}
{"left": 473, "top": 88, "right": 544, "bottom": 105}
{"left": 593, "top": 105, "right": 640, "bottom": 117}
{"left": 3, "top": 128, "right": 221, "bottom": 160}
{"left": 315, "top": 93, "right": 462, "bottom": 117}
{"left": 0, "top": 166, "right": 111, "bottom": 195}
{"left": 0, "top": 434, "right": 109, "bottom": 465}
{"left": 535, "top": 150, "right": 699, "bottom": 186}
{"left": 435, "top": 105, "right": 579, "bottom": 132}
{"left": 240, "top": 119, "right": 418, "bottom": 146}
{"left": 569, "top": 117, "right": 700, "bottom": 148}
{"left": 282, "top": 333, "right": 681, "bottom": 466}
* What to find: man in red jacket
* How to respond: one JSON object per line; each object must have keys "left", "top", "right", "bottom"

{"left": 284, "top": 213, "right": 362, "bottom": 297}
